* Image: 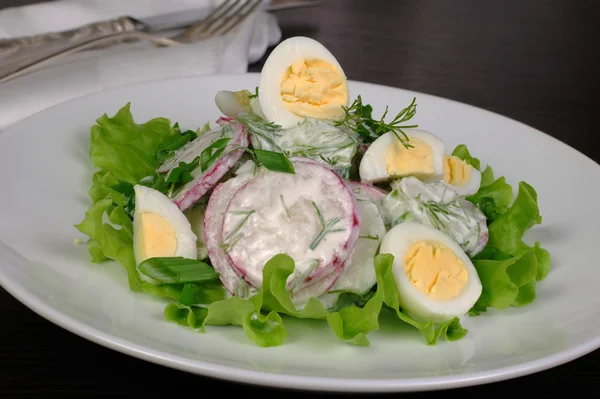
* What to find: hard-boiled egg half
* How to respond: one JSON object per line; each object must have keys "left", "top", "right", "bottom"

{"left": 359, "top": 129, "right": 445, "bottom": 184}
{"left": 258, "top": 36, "right": 350, "bottom": 128}
{"left": 133, "top": 185, "right": 197, "bottom": 284}
{"left": 441, "top": 154, "right": 482, "bottom": 196}
{"left": 379, "top": 221, "right": 482, "bottom": 323}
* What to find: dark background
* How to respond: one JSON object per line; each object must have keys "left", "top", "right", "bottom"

{"left": 1, "top": 0, "right": 599, "bottom": 397}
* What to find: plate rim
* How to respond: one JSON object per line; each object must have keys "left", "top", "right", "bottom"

{"left": 1, "top": 73, "right": 599, "bottom": 392}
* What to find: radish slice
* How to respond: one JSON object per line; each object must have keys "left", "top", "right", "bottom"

{"left": 291, "top": 265, "right": 343, "bottom": 308}
{"left": 348, "top": 180, "right": 389, "bottom": 200}
{"left": 158, "top": 122, "right": 250, "bottom": 212}
{"left": 221, "top": 160, "right": 360, "bottom": 299}
{"left": 347, "top": 180, "right": 389, "bottom": 226}
{"left": 326, "top": 180, "right": 388, "bottom": 295}
{"left": 204, "top": 174, "right": 255, "bottom": 295}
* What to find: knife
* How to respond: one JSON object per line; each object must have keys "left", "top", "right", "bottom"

{"left": 0, "top": 0, "right": 320, "bottom": 83}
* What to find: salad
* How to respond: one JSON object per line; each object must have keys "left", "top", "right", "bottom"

{"left": 75, "top": 36, "right": 551, "bottom": 348}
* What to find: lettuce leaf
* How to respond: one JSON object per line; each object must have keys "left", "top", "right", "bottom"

{"left": 470, "top": 250, "right": 538, "bottom": 313}
{"left": 75, "top": 103, "right": 180, "bottom": 297}
{"left": 89, "top": 103, "right": 174, "bottom": 184}
{"left": 164, "top": 253, "right": 466, "bottom": 347}
{"left": 452, "top": 144, "right": 481, "bottom": 170}
{"left": 452, "top": 145, "right": 551, "bottom": 315}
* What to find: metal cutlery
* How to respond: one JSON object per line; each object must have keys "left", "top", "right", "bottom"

{"left": 0, "top": 0, "right": 320, "bottom": 84}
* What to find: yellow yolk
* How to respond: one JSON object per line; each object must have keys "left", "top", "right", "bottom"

{"left": 385, "top": 138, "right": 434, "bottom": 178}
{"left": 233, "top": 89, "right": 253, "bottom": 110}
{"left": 137, "top": 212, "right": 177, "bottom": 261}
{"left": 443, "top": 155, "right": 472, "bottom": 186}
{"left": 280, "top": 58, "right": 348, "bottom": 120}
{"left": 404, "top": 241, "right": 469, "bottom": 301}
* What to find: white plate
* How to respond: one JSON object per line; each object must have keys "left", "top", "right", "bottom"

{"left": 1, "top": 73, "right": 599, "bottom": 393}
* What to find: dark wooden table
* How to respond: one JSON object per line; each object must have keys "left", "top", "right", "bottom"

{"left": 1, "top": 0, "right": 599, "bottom": 397}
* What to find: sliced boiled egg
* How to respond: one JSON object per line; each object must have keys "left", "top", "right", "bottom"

{"left": 359, "top": 129, "right": 445, "bottom": 184}
{"left": 133, "top": 185, "right": 198, "bottom": 283}
{"left": 215, "top": 89, "right": 264, "bottom": 118}
{"left": 258, "top": 36, "right": 350, "bottom": 128}
{"left": 442, "top": 154, "right": 481, "bottom": 196}
{"left": 379, "top": 221, "right": 482, "bottom": 323}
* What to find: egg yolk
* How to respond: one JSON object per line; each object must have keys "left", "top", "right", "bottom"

{"left": 137, "top": 212, "right": 177, "bottom": 261}
{"left": 385, "top": 138, "right": 435, "bottom": 178}
{"left": 280, "top": 58, "right": 348, "bottom": 121}
{"left": 233, "top": 89, "right": 253, "bottom": 109}
{"left": 404, "top": 241, "right": 468, "bottom": 301}
{"left": 443, "top": 155, "right": 472, "bottom": 186}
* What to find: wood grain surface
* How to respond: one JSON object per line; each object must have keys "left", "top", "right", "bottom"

{"left": 1, "top": 0, "right": 599, "bottom": 397}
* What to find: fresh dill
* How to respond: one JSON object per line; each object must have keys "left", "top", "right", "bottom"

{"left": 359, "top": 234, "right": 380, "bottom": 240}
{"left": 335, "top": 95, "right": 418, "bottom": 148}
{"left": 280, "top": 194, "right": 291, "bottom": 219}
{"left": 309, "top": 201, "right": 345, "bottom": 250}
{"left": 248, "top": 86, "right": 259, "bottom": 99}
{"left": 417, "top": 195, "right": 469, "bottom": 232}
{"left": 318, "top": 154, "right": 341, "bottom": 167}
{"left": 222, "top": 210, "right": 256, "bottom": 251}
{"left": 236, "top": 112, "right": 283, "bottom": 152}
{"left": 288, "top": 259, "right": 319, "bottom": 294}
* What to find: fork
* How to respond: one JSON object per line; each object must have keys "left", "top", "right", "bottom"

{"left": 0, "top": 0, "right": 263, "bottom": 84}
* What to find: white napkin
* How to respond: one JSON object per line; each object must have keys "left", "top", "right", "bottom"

{"left": 0, "top": 0, "right": 281, "bottom": 131}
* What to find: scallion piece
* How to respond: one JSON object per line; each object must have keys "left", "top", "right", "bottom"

{"left": 138, "top": 257, "right": 219, "bottom": 284}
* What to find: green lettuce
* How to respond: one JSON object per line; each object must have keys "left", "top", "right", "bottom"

{"left": 75, "top": 103, "right": 182, "bottom": 297}
{"left": 165, "top": 253, "right": 467, "bottom": 347}
{"left": 452, "top": 145, "right": 551, "bottom": 315}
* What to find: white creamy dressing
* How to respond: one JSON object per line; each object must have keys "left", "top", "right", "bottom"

{"left": 382, "top": 176, "right": 487, "bottom": 256}
{"left": 275, "top": 119, "right": 358, "bottom": 172}
{"left": 329, "top": 187, "right": 387, "bottom": 294}
{"left": 183, "top": 204, "right": 209, "bottom": 260}
{"left": 221, "top": 162, "right": 356, "bottom": 289}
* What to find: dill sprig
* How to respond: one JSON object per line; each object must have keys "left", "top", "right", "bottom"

{"left": 335, "top": 95, "right": 418, "bottom": 148}
{"left": 359, "top": 234, "right": 380, "bottom": 240}
{"left": 287, "top": 259, "right": 319, "bottom": 294}
{"left": 280, "top": 194, "right": 291, "bottom": 219}
{"left": 248, "top": 86, "right": 259, "bottom": 99}
{"left": 309, "top": 201, "right": 345, "bottom": 250}
{"left": 416, "top": 193, "right": 470, "bottom": 231}
{"left": 221, "top": 210, "right": 255, "bottom": 252}
{"left": 236, "top": 112, "right": 283, "bottom": 152}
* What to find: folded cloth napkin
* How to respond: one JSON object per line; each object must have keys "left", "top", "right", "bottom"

{"left": 0, "top": 0, "right": 282, "bottom": 131}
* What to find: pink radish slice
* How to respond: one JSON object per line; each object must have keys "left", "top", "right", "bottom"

{"left": 291, "top": 263, "right": 345, "bottom": 308}
{"left": 327, "top": 181, "right": 388, "bottom": 295}
{"left": 347, "top": 180, "right": 388, "bottom": 201}
{"left": 204, "top": 174, "right": 255, "bottom": 295}
{"left": 160, "top": 122, "right": 250, "bottom": 212}
{"left": 221, "top": 161, "right": 360, "bottom": 299}
{"left": 216, "top": 116, "right": 234, "bottom": 126}
{"left": 347, "top": 180, "right": 388, "bottom": 221}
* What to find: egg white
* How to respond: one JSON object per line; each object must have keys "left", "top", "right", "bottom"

{"left": 442, "top": 160, "right": 482, "bottom": 197}
{"left": 359, "top": 129, "right": 446, "bottom": 184}
{"left": 133, "top": 185, "right": 198, "bottom": 284}
{"left": 214, "top": 90, "right": 246, "bottom": 118}
{"left": 379, "top": 221, "right": 482, "bottom": 323}
{"left": 258, "top": 36, "right": 349, "bottom": 128}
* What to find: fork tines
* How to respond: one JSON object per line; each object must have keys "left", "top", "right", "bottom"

{"left": 179, "top": 0, "right": 263, "bottom": 42}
